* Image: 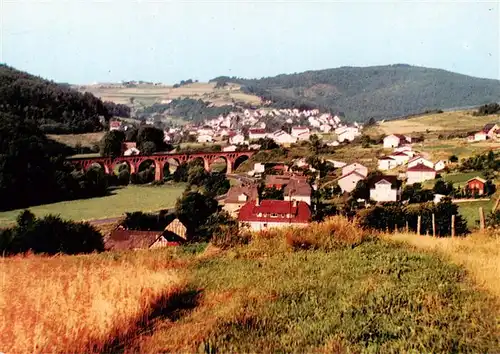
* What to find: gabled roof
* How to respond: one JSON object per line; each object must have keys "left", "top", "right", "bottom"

{"left": 105, "top": 229, "right": 163, "bottom": 251}
{"left": 482, "top": 123, "right": 497, "bottom": 133}
{"left": 378, "top": 156, "right": 395, "bottom": 160}
{"left": 238, "top": 200, "right": 311, "bottom": 223}
{"left": 338, "top": 170, "right": 366, "bottom": 181}
{"left": 225, "top": 184, "right": 259, "bottom": 204}
{"left": 390, "top": 151, "right": 410, "bottom": 157}
{"left": 284, "top": 179, "right": 312, "bottom": 196}
{"left": 249, "top": 128, "right": 266, "bottom": 134}
{"left": 466, "top": 176, "right": 487, "bottom": 184}
{"left": 408, "top": 155, "right": 430, "bottom": 163}
{"left": 371, "top": 175, "right": 400, "bottom": 188}
{"left": 407, "top": 163, "right": 436, "bottom": 172}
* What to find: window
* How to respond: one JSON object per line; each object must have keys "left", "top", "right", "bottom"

{"left": 271, "top": 213, "right": 277, "bottom": 217}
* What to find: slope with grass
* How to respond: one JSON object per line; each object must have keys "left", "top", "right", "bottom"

{"left": 0, "top": 184, "right": 185, "bottom": 227}
{"left": 2, "top": 218, "right": 499, "bottom": 352}
{"left": 214, "top": 64, "right": 500, "bottom": 121}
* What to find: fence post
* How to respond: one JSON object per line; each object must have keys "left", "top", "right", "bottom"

{"left": 417, "top": 216, "right": 421, "bottom": 235}
{"left": 451, "top": 214, "right": 455, "bottom": 238}
{"left": 432, "top": 213, "right": 436, "bottom": 237}
{"left": 405, "top": 221, "right": 409, "bottom": 233}
{"left": 479, "top": 207, "right": 485, "bottom": 232}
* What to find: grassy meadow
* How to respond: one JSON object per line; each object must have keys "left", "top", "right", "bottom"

{"left": 48, "top": 132, "right": 104, "bottom": 148}
{"left": 2, "top": 217, "right": 499, "bottom": 352}
{"left": 0, "top": 184, "right": 185, "bottom": 227}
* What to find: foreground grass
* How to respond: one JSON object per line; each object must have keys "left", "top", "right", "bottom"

{"left": 390, "top": 232, "right": 500, "bottom": 302}
{"left": 457, "top": 199, "right": 494, "bottom": 228}
{"left": 0, "top": 249, "right": 187, "bottom": 353}
{"left": 0, "top": 184, "right": 185, "bottom": 227}
{"left": 132, "top": 225, "right": 499, "bottom": 352}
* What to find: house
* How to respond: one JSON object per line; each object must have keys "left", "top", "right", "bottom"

{"left": 469, "top": 131, "right": 488, "bottom": 142}
{"left": 238, "top": 199, "right": 311, "bottom": 231}
{"left": 197, "top": 134, "right": 213, "bottom": 143}
{"left": 320, "top": 124, "right": 332, "bottom": 133}
{"left": 482, "top": 123, "right": 499, "bottom": 138}
{"left": 434, "top": 160, "right": 447, "bottom": 172}
{"left": 121, "top": 141, "right": 139, "bottom": 156}
{"left": 254, "top": 163, "right": 266, "bottom": 174}
{"left": 378, "top": 156, "right": 398, "bottom": 171}
{"left": 284, "top": 179, "right": 312, "bottom": 205}
{"left": 389, "top": 151, "right": 410, "bottom": 165}
{"left": 249, "top": 128, "right": 267, "bottom": 140}
{"left": 229, "top": 133, "right": 245, "bottom": 145}
{"left": 406, "top": 164, "right": 436, "bottom": 185}
{"left": 466, "top": 177, "right": 486, "bottom": 195}
{"left": 342, "top": 163, "right": 368, "bottom": 177}
{"left": 265, "top": 174, "right": 306, "bottom": 189}
{"left": 198, "top": 127, "right": 214, "bottom": 136}
{"left": 223, "top": 184, "right": 259, "bottom": 216}
{"left": 105, "top": 218, "right": 187, "bottom": 251}
{"left": 337, "top": 127, "right": 361, "bottom": 142}
{"left": 109, "top": 120, "right": 122, "bottom": 131}
{"left": 407, "top": 156, "right": 434, "bottom": 169}
{"left": 338, "top": 170, "right": 366, "bottom": 193}
{"left": 383, "top": 134, "right": 412, "bottom": 148}
{"left": 296, "top": 131, "right": 311, "bottom": 141}
{"left": 291, "top": 126, "right": 310, "bottom": 137}
{"left": 369, "top": 175, "right": 401, "bottom": 202}
{"left": 271, "top": 130, "right": 297, "bottom": 145}
{"left": 223, "top": 145, "right": 237, "bottom": 152}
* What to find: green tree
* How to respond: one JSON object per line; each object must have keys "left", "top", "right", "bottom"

{"left": 175, "top": 191, "right": 218, "bottom": 238}
{"left": 309, "top": 134, "right": 322, "bottom": 154}
{"left": 449, "top": 155, "right": 459, "bottom": 163}
{"left": 141, "top": 141, "right": 157, "bottom": 155}
{"left": 125, "top": 127, "right": 139, "bottom": 141}
{"left": 137, "top": 126, "right": 165, "bottom": 153}
{"left": 433, "top": 180, "right": 454, "bottom": 196}
{"left": 100, "top": 130, "right": 125, "bottom": 157}
{"left": 188, "top": 165, "right": 209, "bottom": 186}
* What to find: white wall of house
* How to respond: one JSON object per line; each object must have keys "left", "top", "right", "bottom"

{"left": 249, "top": 132, "right": 267, "bottom": 140}
{"left": 230, "top": 134, "right": 245, "bottom": 145}
{"left": 254, "top": 163, "right": 266, "bottom": 174}
{"left": 434, "top": 160, "right": 446, "bottom": 171}
{"left": 370, "top": 182, "right": 399, "bottom": 202}
{"left": 378, "top": 159, "right": 397, "bottom": 170}
{"left": 338, "top": 174, "right": 364, "bottom": 193}
{"left": 474, "top": 132, "right": 488, "bottom": 141}
{"left": 240, "top": 221, "right": 309, "bottom": 231}
{"left": 197, "top": 134, "right": 213, "bottom": 143}
{"left": 291, "top": 127, "right": 310, "bottom": 137}
{"left": 389, "top": 154, "right": 410, "bottom": 165}
{"left": 383, "top": 135, "right": 401, "bottom": 148}
{"left": 406, "top": 171, "right": 436, "bottom": 185}
{"left": 223, "top": 145, "right": 237, "bottom": 152}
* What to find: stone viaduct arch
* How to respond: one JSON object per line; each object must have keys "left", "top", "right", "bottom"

{"left": 68, "top": 151, "right": 256, "bottom": 182}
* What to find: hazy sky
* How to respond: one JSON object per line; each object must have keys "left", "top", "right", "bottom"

{"left": 1, "top": 0, "right": 499, "bottom": 84}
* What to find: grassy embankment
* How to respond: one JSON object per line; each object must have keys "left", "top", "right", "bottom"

{"left": 0, "top": 184, "right": 185, "bottom": 227}
{"left": 2, "top": 217, "right": 499, "bottom": 352}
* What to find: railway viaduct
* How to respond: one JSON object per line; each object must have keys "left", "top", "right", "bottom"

{"left": 68, "top": 150, "right": 256, "bottom": 181}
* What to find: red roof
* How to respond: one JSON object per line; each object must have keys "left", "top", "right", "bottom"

{"left": 379, "top": 156, "right": 395, "bottom": 160}
{"left": 292, "top": 126, "right": 309, "bottom": 130}
{"left": 390, "top": 151, "right": 409, "bottom": 157}
{"left": 338, "top": 170, "right": 366, "bottom": 181}
{"left": 110, "top": 120, "right": 122, "bottom": 128}
{"left": 249, "top": 128, "right": 266, "bottom": 134}
{"left": 238, "top": 200, "right": 311, "bottom": 224}
{"left": 407, "top": 163, "right": 436, "bottom": 172}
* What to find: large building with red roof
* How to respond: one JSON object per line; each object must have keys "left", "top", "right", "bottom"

{"left": 406, "top": 163, "right": 436, "bottom": 185}
{"left": 238, "top": 199, "right": 311, "bottom": 231}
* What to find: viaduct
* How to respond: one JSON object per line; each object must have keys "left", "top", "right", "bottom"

{"left": 68, "top": 150, "right": 256, "bottom": 181}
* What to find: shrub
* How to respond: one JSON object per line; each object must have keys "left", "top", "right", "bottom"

{"left": 212, "top": 226, "right": 251, "bottom": 250}
{"left": 285, "top": 215, "right": 368, "bottom": 251}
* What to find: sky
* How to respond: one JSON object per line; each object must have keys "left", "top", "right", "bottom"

{"left": 1, "top": 0, "right": 499, "bottom": 84}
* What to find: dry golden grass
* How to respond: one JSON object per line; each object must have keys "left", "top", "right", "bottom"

{"left": 48, "top": 132, "right": 104, "bottom": 148}
{"left": 0, "top": 250, "right": 186, "bottom": 353}
{"left": 389, "top": 232, "right": 500, "bottom": 301}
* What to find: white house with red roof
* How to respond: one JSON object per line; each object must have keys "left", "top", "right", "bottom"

{"left": 238, "top": 199, "right": 311, "bottom": 231}
{"left": 249, "top": 128, "right": 267, "bottom": 140}
{"left": 407, "top": 156, "right": 434, "bottom": 169}
{"left": 342, "top": 163, "right": 368, "bottom": 177}
{"left": 271, "top": 130, "right": 297, "bottom": 146}
{"left": 378, "top": 156, "right": 398, "bottom": 171}
{"left": 389, "top": 151, "right": 411, "bottom": 165}
{"left": 291, "top": 126, "right": 310, "bottom": 137}
{"left": 406, "top": 163, "right": 436, "bottom": 185}
{"left": 109, "top": 119, "right": 122, "bottom": 131}
{"left": 383, "top": 134, "right": 412, "bottom": 148}
{"left": 338, "top": 170, "right": 366, "bottom": 193}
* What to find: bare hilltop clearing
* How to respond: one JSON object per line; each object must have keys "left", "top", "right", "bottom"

{"left": 75, "top": 82, "right": 261, "bottom": 106}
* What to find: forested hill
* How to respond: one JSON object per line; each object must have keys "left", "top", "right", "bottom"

{"left": 0, "top": 65, "right": 110, "bottom": 133}
{"left": 212, "top": 64, "right": 500, "bottom": 121}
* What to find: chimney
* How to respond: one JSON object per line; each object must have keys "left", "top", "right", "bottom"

{"left": 255, "top": 196, "right": 260, "bottom": 206}
{"left": 293, "top": 200, "right": 298, "bottom": 208}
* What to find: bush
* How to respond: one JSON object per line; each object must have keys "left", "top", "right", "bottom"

{"left": 211, "top": 226, "right": 251, "bottom": 250}
{"left": 0, "top": 210, "right": 104, "bottom": 255}
{"left": 284, "top": 215, "right": 368, "bottom": 251}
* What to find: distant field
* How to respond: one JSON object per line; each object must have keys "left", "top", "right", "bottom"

{"left": 0, "top": 184, "right": 185, "bottom": 227}
{"left": 48, "top": 132, "right": 105, "bottom": 148}
{"left": 77, "top": 82, "right": 261, "bottom": 106}
{"left": 457, "top": 199, "right": 494, "bottom": 229}
{"left": 377, "top": 110, "right": 500, "bottom": 135}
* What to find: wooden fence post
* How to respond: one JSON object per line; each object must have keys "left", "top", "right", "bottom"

{"left": 451, "top": 215, "right": 455, "bottom": 238}
{"left": 417, "top": 216, "right": 421, "bottom": 235}
{"left": 479, "top": 207, "right": 485, "bottom": 232}
{"left": 405, "top": 221, "right": 409, "bottom": 233}
{"left": 432, "top": 213, "right": 436, "bottom": 237}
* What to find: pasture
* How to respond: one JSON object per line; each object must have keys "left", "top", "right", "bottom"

{"left": 0, "top": 184, "right": 185, "bottom": 227}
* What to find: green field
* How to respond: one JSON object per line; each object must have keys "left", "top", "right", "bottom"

{"left": 0, "top": 184, "right": 185, "bottom": 227}
{"left": 457, "top": 199, "right": 495, "bottom": 229}
{"left": 444, "top": 172, "right": 486, "bottom": 186}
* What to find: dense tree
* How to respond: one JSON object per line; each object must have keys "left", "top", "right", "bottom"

{"left": 256, "top": 137, "right": 279, "bottom": 150}
{"left": 473, "top": 103, "right": 500, "bottom": 116}
{"left": 100, "top": 130, "right": 125, "bottom": 157}
{"left": 137, "top": 126, "right": 167, "bottom": 153}
{"left": 449, "top": 155, "right": 459, "bottom": 163}
{"left": 433, "top": 180, "right": 454, "bottom": 196}
{"left": 0, "top": 65, "right": 109, "bottom": 133}
{"left": 103, "top": 101, "right": 131, "bottom": 118}
{"left": 308, "top": 134, "right": 322, "bottom": 154}
{"left": 175, "top": 191, "right": 218, "bottom": 237}
{"left": 0, "top": 211, "right": 103, "bottom": 255}
{"left": 402, "top": 183, "right": 434, "bottom": 203}
{"left": 125, "top": 127, "right": 139, "bottom": 141}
